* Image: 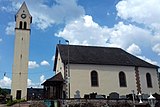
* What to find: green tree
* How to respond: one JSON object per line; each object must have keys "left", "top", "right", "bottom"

{"left": 0, "top": 87, "right": 8, "bottom": 96}
{"left": 0, "top": 87, "right": 2, "bottom": 94}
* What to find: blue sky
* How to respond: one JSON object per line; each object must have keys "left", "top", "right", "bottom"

{"left": 0, "top": 0, "right": 160, "bottom": 88}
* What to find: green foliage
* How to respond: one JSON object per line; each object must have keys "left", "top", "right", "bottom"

{"left": 6, "top": 99, "right": 26, "bottom": 106}
{"left": 0, "top": 87, "right": 9, "bottom": 96}
{"left": 6, "top": 100, "right": 17, "bottom": 106}
{"left": 0, "top": 87, "right": 2, "bottom": 94}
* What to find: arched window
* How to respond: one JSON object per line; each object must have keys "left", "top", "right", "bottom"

{"left": 146, "top": 73, "right": 152, "bottom": 88}
{"left": 91, "top": 70, "right": 99, "bottom": 87}
{"left": 19, "top": 21, "right": 23, "bottom": 29}
{"left": 24, "top": 22, "right": 27, "bottom": 29}
{"left": 119, "top": 71, "right": 127, "bottom": 87}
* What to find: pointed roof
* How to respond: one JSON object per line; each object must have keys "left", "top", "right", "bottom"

{"left": 54, "top": 44, "right": 159, "bottom": 71}
{"left": 42, "top": 72, "right": 63, "bottom": 85}
{"left": 16, "top": 2, "right": 31, "bottom": 16}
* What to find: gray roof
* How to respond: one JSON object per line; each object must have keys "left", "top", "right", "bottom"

{"left": 54, "top": 44, "right": 159, "bottom": 70}
{"left": 42, "top": 72, "right": 63, "bottom": 85}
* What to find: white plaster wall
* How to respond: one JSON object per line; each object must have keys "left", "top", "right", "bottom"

{"left": 69, "top": 64, "right": 137, "bottom": 98}
{"left": 55, "top": 52, "right": 65, "bottom": 78}
{"left": 139, "top": 67, "right": 159, "bottom": 94}
{"left": 11, "top": 30, "right": 30, "bottom": 100}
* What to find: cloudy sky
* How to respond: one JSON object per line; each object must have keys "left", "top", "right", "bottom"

{"left": 0, "top": 0, "right": 160, "bottom": 88}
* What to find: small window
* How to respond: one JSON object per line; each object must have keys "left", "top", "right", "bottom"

{"left": 24, "top": 22, "right": 27, "bottom": 29}
{"left": 91, "top": 70, "right": 99, "bottom": 87}
{"left": 20, "top": 54, "right": 22, "bottom": 59}
{"left": 146, "top": 73, "right": 152, "bottom": 88}
{"left": 19, "top": 21, "right": 23, "bottom": 29}
{"left": 119, "top": 71, "right": 127, "bottom": 87}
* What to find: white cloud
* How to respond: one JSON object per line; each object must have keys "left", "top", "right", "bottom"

{"left": 56, "top": 15, "right": 110, "bottom": 46}
{"left": 27, "top": 78, "right": 41, "bottom": 88}
{"left": 152, "top": 44, "right": 160, "bottom": 55}
{"left": 27, "top": 79, "right": 32, "bottom": 87}
{"left": 0, "top": 38, "right": 2, "bottom": 42}
{"left": 40, "top": 75, "right": 45, "bottom": 84}
{"left": 127, "top": 43, "right": 141, "bottom": 55}
{"left": 27, "top": 79, "right": 39, "bottom": 88}
{"left": 56, "top": 15, "right": 152, "bottom": 49}
{"left": 108, "top": 22, "right": 152, "bottom": 49}
{"left": 115, "top": 0, "right": 160, "bottom": 66}
{"left": 27, "top": 75, "right": 45, "bottom": 88}
{"left": 28, "top": 61, "right": 39, "bottom": 69}
{"left": 52, "top": 55, "right": 55, "bottom": 61}
{"left": 116, "top": 0, "right": 160, "bottom": 31}
{"left": 0, "top": 0, "right": 22, "bottom": 12}
{"left": 152, "top": 34, "right": 160, "bottom": 44}
{"left": 40, "top": 60, "right": 50, "bottom": 66}
{"left": 0, "top": 76, "right": 11, "bottom": 88}
{"left": 107, "top": 12, "right": 110, "bottom": 16}
{"left": 5, "top": 0, "right": 85, "bottom": 30}
{"left": 5, "top": 22, "right": 15, "bottom": 35}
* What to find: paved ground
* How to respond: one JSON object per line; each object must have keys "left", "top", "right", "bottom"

{"left": 0, "top": 104, "right": 6, "bottom": 107}
{"left": 0, "top": 101, "right": 46, "bottom": 107}
{"left": 11, "top": 102, "right": 30, "bottom": 107}
{"left": 0, "top": 102, "right": 30, "bottom": 107}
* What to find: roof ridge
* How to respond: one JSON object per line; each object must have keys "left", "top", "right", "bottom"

{"left": 58, "top": 44, "right": 121, "bottom": 49}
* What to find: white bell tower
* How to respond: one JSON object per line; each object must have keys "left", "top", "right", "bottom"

{"left": 11, "top": 2, "right": 32, "bottom": 100}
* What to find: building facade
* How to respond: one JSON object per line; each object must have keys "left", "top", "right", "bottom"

{"left": 11, "top": 2, "right": 32, "bottom": 100}
{"left": 43, "top": 44, "right": 159, "bottom": 99}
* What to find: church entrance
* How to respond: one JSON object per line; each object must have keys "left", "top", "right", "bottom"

{"left": 42, "top": 72, "right": 64, "bottom": 99}
{"left": 16, "top": 90, "right": 21, "bottom": 99}
{"left": 43, "top": 83, "right": 63, "bottom": 99}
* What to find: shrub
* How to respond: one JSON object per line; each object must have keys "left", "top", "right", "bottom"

{"left": 6, "top": 100, "right": 17, "bottom": 106}
{"left": 6, "top": 99, "right": 26, "bottom": 106}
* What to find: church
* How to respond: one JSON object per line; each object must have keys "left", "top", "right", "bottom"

{"left": 42, "top": 44, "right": 160, "bottom": 99}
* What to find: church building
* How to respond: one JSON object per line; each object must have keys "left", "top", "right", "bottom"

{"left": 43, "top": 44, "right": 159, "bottom": 99}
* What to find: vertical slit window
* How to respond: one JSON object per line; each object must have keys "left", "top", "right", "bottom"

{"left": 91, "top": 70, "right": 99, "bottom": 87}
{"left": 24, "top": 22, "right": 27, "bottom": 29}
{"left": 19, "top": 21, "right": 23, "bottom": 29}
